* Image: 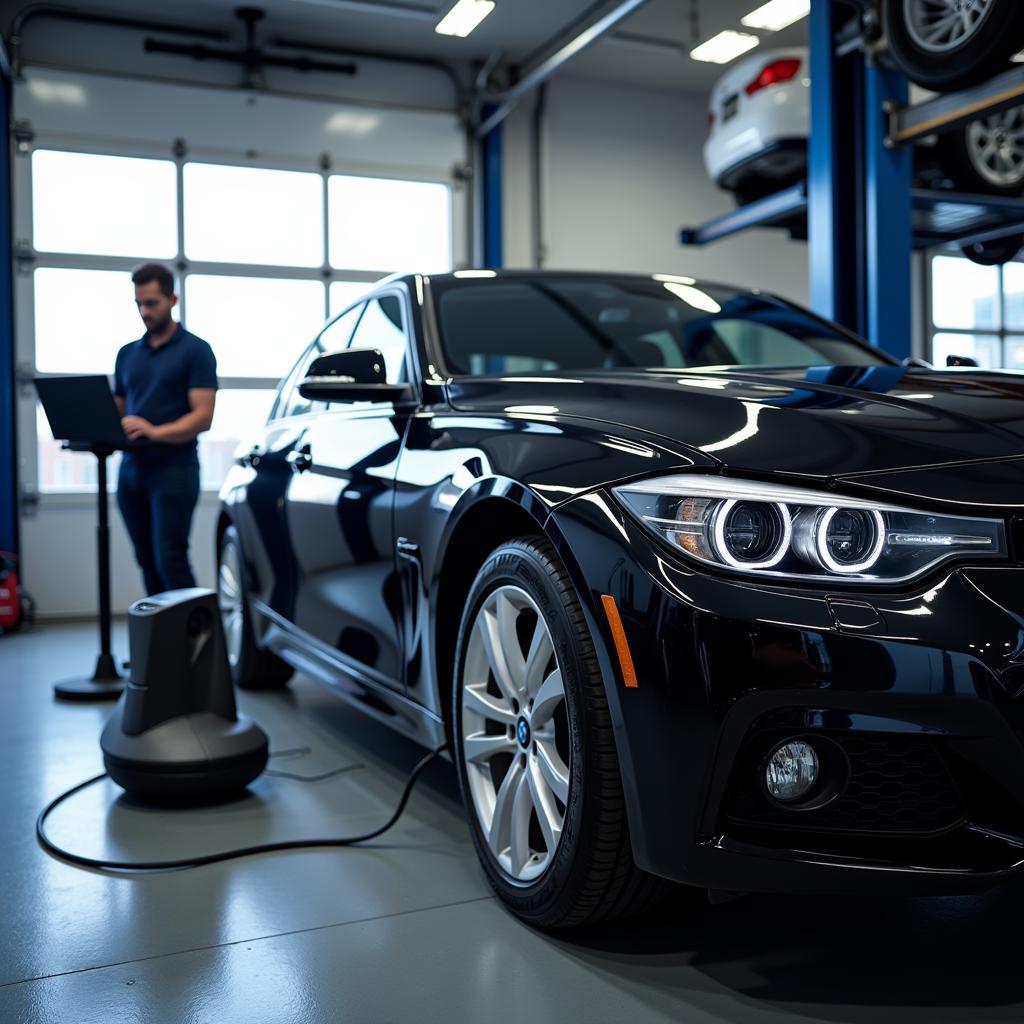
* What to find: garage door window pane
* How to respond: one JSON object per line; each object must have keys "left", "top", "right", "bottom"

{"left": 32, "top": 150, "right": 177, "bottom": 258}
{"left": 932, "top": 256, "right": 999, "bottom": 330}
{"left": 34, "top": 268, "right": 144, "bottom": 373}
{"left": 184, "top": 275, "right": 326, "bottom": 378}
{"left": 184, "top": 163, "right": 324, "bottom": 267}
{"left": 199, "top": 389, "right": 276, "bottom": 490}
{"left": 932, "top": 333, "right": 1000, "bottom": 369}
{"left": 1002, "top": 262, "right": 1024, "bottom": 330}
{"left": 37, "top": 405, "right": 122, "bottom": 493}
{"left": 329, "top": 176, "right": 450, "bottom": 273}
{"left": 330, "top": 280, "right": 372, "bottom": 315}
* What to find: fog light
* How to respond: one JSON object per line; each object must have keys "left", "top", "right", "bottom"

{"left": 764, "top": 739, "right": 819, "bottom": 803}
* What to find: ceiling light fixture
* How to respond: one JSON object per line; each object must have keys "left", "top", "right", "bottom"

{"left": 741, "top": 0, "right": 810, "bottom": 32}
{"left": 690, "top": 30, "right": 759, "bottom": 65}
{"left": 435, "top": 0, "right": 495, "bottom": 37}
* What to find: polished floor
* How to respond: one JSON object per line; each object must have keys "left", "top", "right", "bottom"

{"left": 2, "top": 622, "right": 1024, "bottom": 1023}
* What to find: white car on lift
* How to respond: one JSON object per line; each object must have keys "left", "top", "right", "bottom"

{"left": 703, "top": 46, "right": 1024, "bottom": 265}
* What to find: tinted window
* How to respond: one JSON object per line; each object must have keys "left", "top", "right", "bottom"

{"left": 436, "top": 278, "right": 889, "bottom": 374}
{"left": 347, "top": 295, "right": 408, "bottom": 384}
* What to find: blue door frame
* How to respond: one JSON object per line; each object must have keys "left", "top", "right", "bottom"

{"left": 0, "top": 59, "right": 17, "bottom": 558}
{"left": 480, "top": 104, "right": 503, "bottom": 269}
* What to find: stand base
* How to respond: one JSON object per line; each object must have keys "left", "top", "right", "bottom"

{"left": 101, "top": 710, "right": 269, "bottom": 801}
{"left": 54, "top": 653, "right": 124, "bottom": 702}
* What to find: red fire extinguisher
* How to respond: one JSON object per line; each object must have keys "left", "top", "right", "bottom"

{"left": 0, "top": 551, "right": 31, "bottom": 633}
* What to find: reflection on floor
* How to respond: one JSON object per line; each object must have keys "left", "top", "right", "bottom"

{"left": 1, "top": 622, "right": 1023, "bottom": 1023}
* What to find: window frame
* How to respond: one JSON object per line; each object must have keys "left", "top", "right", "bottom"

{"left": 272, "top": 286, "right": 420, "bottom": 422}
{"left": 17, "top": 141, "right": 450, "bottom": 499}
{"left": 927, "top": 252, "right": 1024, "bottom": 368}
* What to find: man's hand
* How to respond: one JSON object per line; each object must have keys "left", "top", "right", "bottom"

{"left": 122, "top": 415, "right": 157, "bottom": 441}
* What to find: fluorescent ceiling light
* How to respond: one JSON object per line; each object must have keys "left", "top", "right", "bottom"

{"left": 741, "top": 0, "right": 810, "bottom": 32}
{"left": 690, "top": 30, "right": 759, "bottom": 65}
{"left": 435, "top": 0, "right": 495, "bottom": 37}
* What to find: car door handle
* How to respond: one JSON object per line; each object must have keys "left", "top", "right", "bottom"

{"left": 286, "top": 445, "right": 312, "bottom": 472}
{"left": 239, "top": 446, "right": 262, "bottom": 468}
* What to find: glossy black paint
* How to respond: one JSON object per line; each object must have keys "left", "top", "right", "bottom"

{"left": 220, "top": 271, "right": 1024, "bottom": 895}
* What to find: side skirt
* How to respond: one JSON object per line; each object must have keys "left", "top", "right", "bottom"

{"left": 253, "top": 600, "right": 448, "bottom": 752}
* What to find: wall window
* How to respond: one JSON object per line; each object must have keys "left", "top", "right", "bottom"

{"left": 328, "top": 175, "right": 451, "bottom": 273}
{"left": 27, "top": 148, "right": 453, "bottom": 493}
{"left": 183, "top": 163, "right": 323, "bottom": 268}
{"left": 930, "top": 254, "right": 1024, "bottom": 369}
{"left": 184, "top": 275, "right": 326, "bottom": 378}
{"left": 32, "top": 151, "right": 177, "bottom": 258}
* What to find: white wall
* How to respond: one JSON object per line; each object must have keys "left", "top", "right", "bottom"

{"left": 504, "top": 75, "right": 809, "bottom": 304}
{"left": 21, "top": 496, "right": 220, "bottom": 619}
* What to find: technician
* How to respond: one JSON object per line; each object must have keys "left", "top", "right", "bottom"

{"left": 114, "top": 263, "right": 218, "bottom": 596}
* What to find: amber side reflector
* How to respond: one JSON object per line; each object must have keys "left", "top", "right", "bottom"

{"left": 600, "top": 594, "right": 638, "bottom": 689}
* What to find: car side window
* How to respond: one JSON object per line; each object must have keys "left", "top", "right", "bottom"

{"left": 274, "top": 303, "right": 365, "bottom": 420}
{"left": 347, "top": 294, "right": 408, "bottom": 384}
{"left": 318, "top": 302, "right": 365, "bottom": 354}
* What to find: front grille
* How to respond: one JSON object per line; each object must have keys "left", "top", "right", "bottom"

{"left": 726, "top": 733, "right": 966, "bottom": 837}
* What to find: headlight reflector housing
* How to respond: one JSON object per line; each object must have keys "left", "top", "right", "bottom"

{"left": 613, "top": 475, "right": 1006, "bottom": 583}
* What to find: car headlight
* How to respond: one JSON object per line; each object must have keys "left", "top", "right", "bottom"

{"left": 612, "top": 475, "right": 1007, "bottom": 583}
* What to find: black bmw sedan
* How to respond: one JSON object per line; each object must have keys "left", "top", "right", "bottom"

{"left": 217, "top": 270, "right": 1024, "bottom": 928}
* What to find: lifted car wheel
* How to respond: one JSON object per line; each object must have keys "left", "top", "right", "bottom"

{"left": 885, "top": 0, "right": 1024, "bottom": 93}
{"left": 936, "top": 106, "right": 1024, "bottom": 197}
{"left": 452, "top": 536, "right": 673, "bottom": 928}
{"left": 217, "top": 525, "right": 294, "bottom": 690}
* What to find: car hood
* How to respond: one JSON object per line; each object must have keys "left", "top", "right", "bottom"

{"left": 446, "top": 366, "right": 1024, "bottom": 507}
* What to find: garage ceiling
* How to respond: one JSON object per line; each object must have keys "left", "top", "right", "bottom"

{"left": 2, "top": 0, "right": 809, "bottom": 96}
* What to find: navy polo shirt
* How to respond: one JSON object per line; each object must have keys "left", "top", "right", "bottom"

{"left": 114, "top": 325, "right": 218, "bottom": 463}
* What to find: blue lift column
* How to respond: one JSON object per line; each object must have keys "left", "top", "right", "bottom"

{"left": 808, "top": 0, "right": 861, "bottom": 333}
{"left": 809, "top": 0, "right": 912, "bottom": 358}
{"left": 864, "top": 62, "right": 912, "bottom": 358}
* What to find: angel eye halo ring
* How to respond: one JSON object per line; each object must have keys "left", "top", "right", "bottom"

{"left": 611, "top": 474, "right": 1007, "bottom": 583}
{"left": 711, "top": 499, "right": 791, "bottom": 569}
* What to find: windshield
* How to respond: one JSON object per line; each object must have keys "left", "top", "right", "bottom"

{"left": 434, "top": 276, "right": 891, "bottom": 374}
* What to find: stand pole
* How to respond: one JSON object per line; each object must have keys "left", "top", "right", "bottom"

{"left": 53, "top": 446, "right": 124, "bottom": 702}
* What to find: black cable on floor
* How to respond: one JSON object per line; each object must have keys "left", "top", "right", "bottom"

{"left": 264, "top": 762, "right": 364, "bottom": 782}
{"left": 36, "top": 744, "right": 448, "bottom": 874}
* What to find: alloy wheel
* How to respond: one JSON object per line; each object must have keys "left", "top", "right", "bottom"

{"left": 460, "top": 584, "right": 571, "bottom": 883}
{"left": 968, "top": 107, "right": 1024, "bottom": 187}
{"left": 217, "top": 542, "right": 245, "bottom": 669}
{"left": 904, "top": 0, "right": 994, "bottom": 53}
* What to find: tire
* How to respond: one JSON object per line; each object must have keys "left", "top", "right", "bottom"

{"left": 217, "top": 525, "right": 293, "bottom": 690}
{"left": 935, "top": 108, "right": 1024, "bottom": 196}
{"left": 885, "top": 0, "right": 1024, "bottom": 93}
{"left": 451, "top": 536, "right": 673, "bottom": 929}
{"left": 961, "top": 233, "right": 1024, "bottom": 265}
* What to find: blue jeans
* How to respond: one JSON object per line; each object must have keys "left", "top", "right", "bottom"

{"left": 117, "top": 456, "right": 200, "bottom": 596}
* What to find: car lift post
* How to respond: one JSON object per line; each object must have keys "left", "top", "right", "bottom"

{"left": 809, "top": 0, "right": 912, "bottom": 359}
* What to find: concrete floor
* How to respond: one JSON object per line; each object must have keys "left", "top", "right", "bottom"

{"left": 2, "top": 624, "right": 1024, "bottom": 1023}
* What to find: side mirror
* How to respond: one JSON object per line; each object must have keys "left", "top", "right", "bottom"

{"left": 298, "top": 347, "right": 415, "bottom": 404}
{"left": 946, "top": 354, "right": 980, "bottom": 368}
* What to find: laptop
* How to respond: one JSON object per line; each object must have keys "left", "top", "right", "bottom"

{"left": 34, "top": 375, "right": 152, "bottom": 449}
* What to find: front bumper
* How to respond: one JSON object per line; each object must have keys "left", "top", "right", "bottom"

{"left": 548, "top": 490, "right": 1024, "bottom": 895}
